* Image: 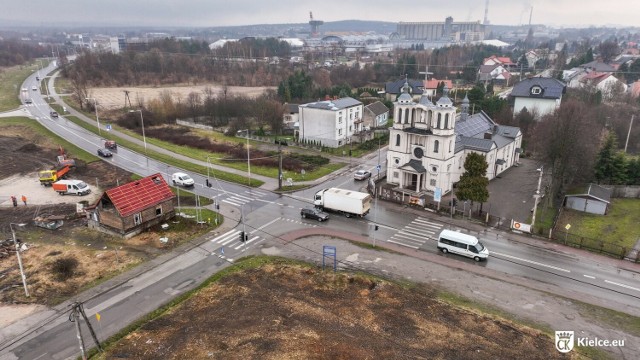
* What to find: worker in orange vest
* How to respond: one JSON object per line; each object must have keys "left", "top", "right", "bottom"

{"left": 21, "top": 195, "right": 27, "bottom": 206}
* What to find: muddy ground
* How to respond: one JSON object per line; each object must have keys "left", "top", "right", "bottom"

{"left": 0, "top": 132, "right": 214, "bottom": 311}
{"left": 102, "top": 261, "right": 570, "bottom": 360}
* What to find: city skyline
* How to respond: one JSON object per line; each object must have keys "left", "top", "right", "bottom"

{"left": 1, "top": 0, "right": 639, "bottom": 29}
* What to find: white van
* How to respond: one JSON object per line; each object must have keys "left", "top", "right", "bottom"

{"left": 437, "top": 229, "right": 489, "bottom": 262}
{"left": 171, "top": 172, "right": 195, "bottom": 187}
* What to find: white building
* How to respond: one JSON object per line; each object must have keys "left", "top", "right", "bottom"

{"left": 386, "top": 82, "right": 522, "bottom": 199}
{"left": 298, "top": 97, "right": 364, "bottom": 148}
{"left": 510, "top": 77, "right": 566, "bottom": 119}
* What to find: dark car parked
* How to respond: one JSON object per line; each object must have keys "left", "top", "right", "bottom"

{"left": 300, "top": 208, "right": 329, "bottom": 222}
{"left": 49, "top": 111, "right": 59, "bottom": 118}
{"left": 97, "top": 148, "right": 113, "bottom": 157}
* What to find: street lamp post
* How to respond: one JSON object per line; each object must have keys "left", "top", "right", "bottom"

{"left": 86, "top": 97, "right": 101, "bottom": 136}
{"left": 531, "top": 166, "right": 544, "bottom": 230}
{"left": 130, "top": 109, "right": 147, "bottom": 153}
{"left": 241, "top": 129, "right": 251, "bottom": 186}
{"left": 10, "top": 223, "right": 29, "bottom": 297}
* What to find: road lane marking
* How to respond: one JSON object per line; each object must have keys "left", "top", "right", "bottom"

{"left": 604, "top": 280, "right": 640, "bottom": 292}
{"left": 387, "top": 239, "right": 419, "bottom": 249}
{"left": 257, "top": 217, "right": 281, "bottom": 230}
{"left": 583, "top": 275, "right": 595, "bottom": 279}
{"left": 492, "top": 251, "right": 571, "bottom": 273}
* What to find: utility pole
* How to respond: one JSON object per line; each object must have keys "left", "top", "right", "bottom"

{"left": 531, "top": 166, "right": 543, "bottom": 230}
{"left": 625, "top": 114, "right": 634, "bottom": 153}
{"left": 278, "top": 139, "right": 283, "bottom": 190}
{"left": 69, "top": 301, "right": 102, "bottom": 359}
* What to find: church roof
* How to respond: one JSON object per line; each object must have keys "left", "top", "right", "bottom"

{"left": 399, "top": 159, "right": 426, "bottom": 173}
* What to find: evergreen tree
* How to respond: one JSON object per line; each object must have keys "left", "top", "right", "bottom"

{"left": 627, "top": 157, "right": 640, "bottom": 185}
{"left": 594, "top": 133, "right": 628, "bottom": 184}
{"left": 455, "top": 153, "right": 490, "bottom": 214}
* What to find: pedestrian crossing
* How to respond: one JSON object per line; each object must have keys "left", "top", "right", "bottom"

{"left": 387, "top": 217, "right": 443, "bottom": 249}
{"left": 217, "top": 189, "right": 270, "bottom": 207}
{"left": 208, "top": 228, "right": 265, "bottom": 252}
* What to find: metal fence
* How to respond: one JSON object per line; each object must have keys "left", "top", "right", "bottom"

{"left": 374, "top": 186, "right": 639, "bottom": 263}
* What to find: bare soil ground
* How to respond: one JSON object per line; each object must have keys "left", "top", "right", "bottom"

{"left": 0, "top": 130, "right": 214, "bottom": 318}
{"left": 102, "top": 261, "right": 571, "bottom": 360}
{"left": 89, "top": 85, "right": 275, "bottom": 110}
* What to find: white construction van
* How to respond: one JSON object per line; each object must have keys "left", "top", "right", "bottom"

{"left": 437, "top": 229, "right": 489, "bottom": 262}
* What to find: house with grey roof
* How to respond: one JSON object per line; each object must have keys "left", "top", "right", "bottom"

{"left": 298, "top": 97, "right": 364, "bottom": 148}
{"left": 564, "top": 184, "right": 612, "bottom": 215}
{"left": 386, "top": 81, "right": 522, "bottom": 199}
{"left": 282, "top": 103, "right": 299, "bottom": 134}
{"left": 383, "top": 78, "right": 424, "bottom": 102}
{"left": 363, "top": 101, "right": 390, "bottom": 128}
{"left": 510, "top": 77, "right": 566, "bottom": 119}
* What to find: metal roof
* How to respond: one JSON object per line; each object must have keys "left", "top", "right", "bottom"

{"left": 385, "top": 78, "right": 424, "bottom": 95}
{"left": 457, "top": 136, "right": 494, "bottom": 151}
{"left": 303, "top": 97, "right": 362, "bottom": 110}
{"left": 399, "top": 159, "right": 426, "bottom": 173}
{"left": 103, "top": 173, "right": 175, "bottom": 217}
{"left": 510, "top": 77, "right": 566, "bottom": 99}
{"left": 364, "top": 101, "right": 389, "bottom": 116}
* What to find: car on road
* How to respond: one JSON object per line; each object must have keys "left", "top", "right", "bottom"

{"left": 32, "top": 86, "right": 38, "bottom": 91}
{"left": 97, "top": 148, "right": 113, "bottom": 157}
{"left": 354, "top": 169, "right": 371, "bottom": 181}
{"left": 49, "top": 111, "right": 59, "bottom": 118}
{"left": 172, "top": 172, "right": 195, "bottom": 187}
{"left": 300, "top": 207, "right": 329, "bottom": 222}
{"left": 25, "top": 98, "right": 32, "bottom": 104}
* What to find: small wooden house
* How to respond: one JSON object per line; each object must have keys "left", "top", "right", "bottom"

{"left": 89, "top": 173, "right": 176, "bottom": 237}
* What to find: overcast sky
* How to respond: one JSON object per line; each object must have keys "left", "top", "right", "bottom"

{"left": 2, "top": 0, "right": 638, "bottom": 29}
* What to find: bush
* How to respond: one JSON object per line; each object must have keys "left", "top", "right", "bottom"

{"left": 50, "top": 256, "right": 79, "bottom": 281}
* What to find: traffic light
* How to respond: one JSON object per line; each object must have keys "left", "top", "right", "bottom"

{"left": 239, "top": 231, "right": 245, "bottom": 242}
{"left": 205, "top": 179, "right": 212, "bottom": 187}
{"left": 374, "top": 225, "right": 379, "bottom": 231}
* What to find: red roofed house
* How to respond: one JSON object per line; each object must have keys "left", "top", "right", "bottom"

{"left": 482, "top": 55, "right": 515, "bottom": 68}
{"left": 89, "top": 173, "right": 176, "bottom": 237}
{"left": 423, "top": 78, "right": 454, "bottom": 97}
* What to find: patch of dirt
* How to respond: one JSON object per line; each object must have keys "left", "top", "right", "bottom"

{"left": 90, "top": 85, "right": 275, "bottom": 111}
{"left": 104, "top": 262, "right": 571, "bottom": 359}
{"left": 0, "top": 131, "right": 216, "bottom": 312}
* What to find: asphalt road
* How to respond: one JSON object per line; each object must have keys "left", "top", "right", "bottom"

{"left": 2, "top": 62, "right": 639, "bottom": 359}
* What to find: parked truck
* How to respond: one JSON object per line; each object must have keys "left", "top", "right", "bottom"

{"left": 39, "top": 164, "right": 72, "bottom": 186}
{"left": 313, "top": 188, "right": 371, "bottom": 217}
{"left": 52, "top": 180, "right": 91, "bottom": 196}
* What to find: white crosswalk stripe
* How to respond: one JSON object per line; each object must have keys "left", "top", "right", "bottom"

{"left": 387, "top": 217, "right": 443, "bottom": 249}
{"left": 219, "top": 189, "right": 269, "bottom": 207}
{"left": 210, "top": 228, "right": 265, "bottom": 250}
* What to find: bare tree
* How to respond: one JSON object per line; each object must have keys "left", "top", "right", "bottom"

{"left": 531, "top": 100, "right": 601, "bottom": 205}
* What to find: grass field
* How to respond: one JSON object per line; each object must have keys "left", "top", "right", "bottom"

{"left": 556, "top": 198, "right": 640, "bottom": 252}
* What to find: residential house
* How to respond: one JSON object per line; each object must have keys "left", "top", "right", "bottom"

{"left": 384, "top": 78, "right": 424, "bottom": 102}
{"left": 630, "top": 80, "right": 640, "bottom": 98}
{"left": 282, "top": 103, "right": 299, "bottom": 134}
{"left": 478, "top": 64, "right": 511, "bottom": 86}
{"left": 363, "top": 101, "right": 390, "bottom": 128}
{"left": 579, "top": 72, "right": 628, "bottom": 100}
{"left": 564, "top": 184, "right": 612, "bottom": 215}
{"left": 510, "top": 77, "right": 566, "bottom": 118}
{"left": 579, "top": 60, "right": 616, "bottom": 73}
{"left": 385, "top": 81, "right": 522, "bottom": 201}
{"left": 423, "top": 78, "right": 454, "bottom": 97}
{"left": 298, "top": 97, "right": 365, "bottom": 148}
{"left": 482, "top": 55, "right": 515, "bottom": 69}
{"left": 88, "top": 173, "right": 176, "bottom": 237}
{"left": 525, "top": 50, "right": 540, "bottom": 69}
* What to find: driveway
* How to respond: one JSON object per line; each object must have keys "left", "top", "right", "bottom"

{"left": 485, "top": 157, "right": 546, "bottom": 223}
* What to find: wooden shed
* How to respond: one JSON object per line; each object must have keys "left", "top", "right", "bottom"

{"left": 89, "top": 173, "right": 176, "bottom": 237}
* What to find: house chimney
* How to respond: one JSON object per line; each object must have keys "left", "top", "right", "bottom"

{"left": 484, "top": 132, "right": 492, "bottom": 140}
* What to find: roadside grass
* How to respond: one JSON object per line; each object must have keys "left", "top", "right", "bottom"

{"left": 63, "top": 99, "right": 345, "bottom": 183}
{"left": 556, "top": 199, "right": 640, "bottom": 251}
{"left": 0, "top": 62, "right": 41, "bottom": 111}
{"left": 61, "top": 114, "right": 264, "bottom": 187}
{"left": 529, "top": 205, "right": 557, "bottom": 236}
{"left": 0, "top": 117, "right": 99, "bottom": 164}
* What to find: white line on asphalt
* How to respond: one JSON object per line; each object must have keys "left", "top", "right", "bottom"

{"left": 393, "top": 233, "right": 426, "bottom": 244}
{"left": 257, "top": 217, "right": 281, "bottom": 230}
{"left": 231, "top": 193, "right": 252, "bottom": 201}
{"left": 404, "top": 225, "right": 437, "bottom": 234}
{"left": 583, "top": 275, "right": 596, "bottom": 279}
{"left": 387, "top": 239, "right": 419, "bottom": 249}
{"left": 492, "top": 251, "right": 571, "bottom": 273}
{"left": 604, "top": 280, "right": 640, "bottom": 292}
{"left": 222, "top": 199, "right": 244, "bottom": 206}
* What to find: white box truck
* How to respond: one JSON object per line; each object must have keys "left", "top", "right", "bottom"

{"left": 313, "top": 188, "right": 371, "bottom": 217}
{"left": 52, "top": 180, "right": 91, "bottom": 196}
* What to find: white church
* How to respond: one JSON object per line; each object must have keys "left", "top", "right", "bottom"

{"left": 385, "top": 80, "right": 522, "bottom": 200}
